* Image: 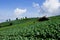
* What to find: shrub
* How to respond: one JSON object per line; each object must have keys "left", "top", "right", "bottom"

{"left": 38, "top": 16, "right": 49, "bottom": 21}
{"left": 0, "top": 25, "right": 2, "bottom": 28}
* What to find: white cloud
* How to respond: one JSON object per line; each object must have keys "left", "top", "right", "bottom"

{"left": 33, "top": 2, "right": 40, "bottom": 8}
{"left": 14, "top": 8, "right": 27, "bottom": 16}
{"left": 43, "top": 0, "right": 60, "bottom": 13}
{"left": 33, "top": 2, "right": 41, "bottom": 13}
{"left": 33, "top": 0, "right": 60, "bottom": 17}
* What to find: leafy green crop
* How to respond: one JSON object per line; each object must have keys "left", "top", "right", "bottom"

{"left": 0, "top": 16, "right": 60, "bottom": 40}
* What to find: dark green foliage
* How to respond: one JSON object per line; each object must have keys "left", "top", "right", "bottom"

{"left": 33, "top": 21, "right": 35, "bottom": 23}
{"left": 0, "top": 26, "right": 2, "bottom": 28}
{"left": 9, "top": 22, "right": 13, "bottom": 26}
{"left": 38, "top": 16, "right": 49, "bottom": 21}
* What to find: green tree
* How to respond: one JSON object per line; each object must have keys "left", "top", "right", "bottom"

{"left": 25, "top": 17, "right": 27, "bottom": 19}
{"left": 6, "top": 20, "right": 9, "bottom": 22}
{"left": 9, "top": 19, "right": 11, "bottom": 22}
{"left": 16, "top": 18, "right": 18, "bottom": 20}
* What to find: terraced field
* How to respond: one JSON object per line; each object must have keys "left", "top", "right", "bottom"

{"left": 0, "top": 16, "right": 60, "bottom": 40}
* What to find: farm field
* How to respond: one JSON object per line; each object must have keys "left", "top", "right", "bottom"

{"left": 0, "top": 16, "right": 60, "bottom": 40}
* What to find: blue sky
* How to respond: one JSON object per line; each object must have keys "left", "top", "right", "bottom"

{"left": 0, "top": 0, "right": 60, "bottom": 22}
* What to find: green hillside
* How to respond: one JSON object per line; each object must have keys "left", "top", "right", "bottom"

{"left": 0, "top": 16, "right": 60, "bottom": 40}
